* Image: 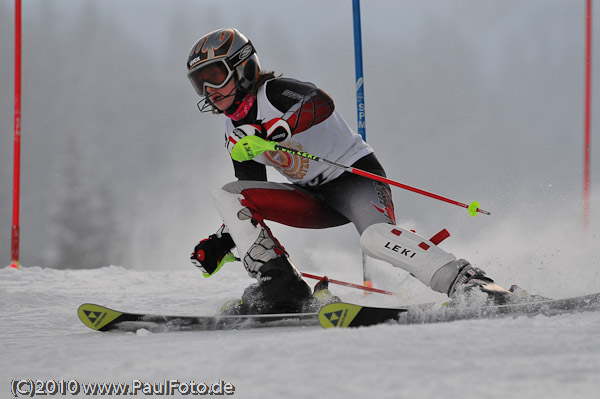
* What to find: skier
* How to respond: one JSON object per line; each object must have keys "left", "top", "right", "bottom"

{"left": 187, "top": 28, "right": 503, "bottom": 314}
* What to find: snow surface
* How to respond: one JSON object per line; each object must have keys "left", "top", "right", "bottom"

{"left": 2, "top": 261, "right": 599, "bottom": 399}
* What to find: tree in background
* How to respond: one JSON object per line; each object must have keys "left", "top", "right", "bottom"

{"left": 47, "top": 130, "right": 120, "bottom": 269}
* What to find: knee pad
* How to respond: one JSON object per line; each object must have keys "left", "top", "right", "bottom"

{"left": 360, "top": 223, "right": 456, "bottom": 287}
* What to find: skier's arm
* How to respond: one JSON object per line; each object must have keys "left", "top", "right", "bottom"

{"left": 265, "top": 78, "right": 335, "bottom": 135}
{"left": 224, "top": 78, "right": 336, "bottom": 165}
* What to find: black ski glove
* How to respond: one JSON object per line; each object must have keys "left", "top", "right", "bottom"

{"left": 191, "top": 233, "right": 236, "bottom": 277}
{"left": 232, "top": 118, "right": 291, "bottom": 142}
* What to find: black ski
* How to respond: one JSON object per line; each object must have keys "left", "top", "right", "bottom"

{"left": 318, "top": 291, "right": 600, "bottom": 328}
{"left": 79, "top": 292, "right": 600, "bottom": 332}
{"left": 78, "top": 303, "right": 319, "bottom": 332}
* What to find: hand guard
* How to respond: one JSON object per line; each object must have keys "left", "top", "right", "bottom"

{"left": 190, "top": 233, "right": 236, "bottom": 277}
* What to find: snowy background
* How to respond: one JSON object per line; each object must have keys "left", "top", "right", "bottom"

{"left": 1, "top": 0, "right": 599, "bottom": 398}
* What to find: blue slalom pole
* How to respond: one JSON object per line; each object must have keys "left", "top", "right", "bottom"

{"left": 352, "top": 0, "right": 366, "bottom": 141}
{"left": 352, "top": 0, "right": 372, "bottom": 290}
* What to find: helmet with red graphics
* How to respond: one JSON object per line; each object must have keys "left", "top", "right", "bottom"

{"left": 187, "top": 28, "right": 260, "bottom": 97}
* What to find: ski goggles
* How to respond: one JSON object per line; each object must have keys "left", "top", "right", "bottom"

{"left": 187, "top": 42, "right": 256, "bottom": 97}
{"left": 188, "top": 60, "right": 234, "bottom": 96}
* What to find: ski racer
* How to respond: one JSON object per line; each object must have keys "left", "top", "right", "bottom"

{"left": 187, "top": 28, "right": 503, "bottom": 314}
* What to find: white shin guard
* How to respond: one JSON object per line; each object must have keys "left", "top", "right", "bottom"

{"left": 212, "top": 188, "right": 282, "bottom": 278}
{"left": 360, "top": 223, "right": 458, "bottom": 291}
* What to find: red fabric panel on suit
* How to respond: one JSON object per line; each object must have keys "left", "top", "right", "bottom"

{"left": 240, "top": 188, "right": 349, "bottom": 229}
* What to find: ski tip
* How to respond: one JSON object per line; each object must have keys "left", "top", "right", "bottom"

{"left": 318, "top": 302, "right": 363, "bottom": 329}
{"left": 78, "top": 303, "right": 122, "bottom": 332}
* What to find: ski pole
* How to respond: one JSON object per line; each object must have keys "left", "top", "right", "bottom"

{"left": 301, "top": 272, "right": 394, "bottom": 295}
{"left": 221, "top": 255, "right": 394, "bottom": 295}
{"left": 231, "top": 135, "right": 491, "bottom": 216}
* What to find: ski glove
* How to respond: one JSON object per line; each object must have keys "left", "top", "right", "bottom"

{"left": 229, "top": 118, "right": 291, "bottom": 161}
{"left": 261, "top": 118, "right": 292, "bottom": 142}
{"left": 234, "top": 118, "right": 291, "bottom": 142}
{"left": 191, "top": 233, "right": 236, "bottom": 277}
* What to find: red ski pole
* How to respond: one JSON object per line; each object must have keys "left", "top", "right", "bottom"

{"left": 219, "top": 256, "right": 395, "bottom": 295}
{"left": 301, "top": 272, "right": 394, "bottom": 296}
{"left": 231, "top": 136, "right": 491, "bottom": 216}
{"left": 274, "top": 145, "right": 490, "bottom": 216}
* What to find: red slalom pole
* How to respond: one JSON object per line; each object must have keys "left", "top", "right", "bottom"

{"left": 11, "top": 0, "right": 22, "bottom": 269}
{"left": 584, "top": 0, "right": 592, "bottom": 232}
{"left": 301, "top": 272, "right": 394, "bottom": 296}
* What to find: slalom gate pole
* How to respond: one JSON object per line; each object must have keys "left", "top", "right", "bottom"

{"left": 583, "top": 0, "right": 592, "bottom": 232}
{"left": 352, "top": 0, "right": 366, "bottom": 142}
{"left": 301, "top": 272, "right": 394, "bottom": 296}
{"left": 271, "top": 142, "right": 491, "bottom": 216}
{"left": 351, "top": 0, "right": 373, "bottom": 291}
{"left": 11, "top": 0, "right": 22, "bottom": 269}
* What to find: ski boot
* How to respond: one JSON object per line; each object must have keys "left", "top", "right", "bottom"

{"left": 446, "top": 261, "right": 511, "bottom": 307}
{"left": 223, "top": 256, "right": 314, "bottom": 315}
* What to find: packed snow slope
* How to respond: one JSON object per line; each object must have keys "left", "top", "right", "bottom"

{"left": 2, "top": 255, "right": 599, "bottom": 399}
{"left": 3, "top": 192, "right": 600, "bottom": 399}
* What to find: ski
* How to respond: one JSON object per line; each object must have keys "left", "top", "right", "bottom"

{"left": 318, "top": 292, "right": 600, "bottom": 328}
{"left": 78, "top": 303, "right": 319, "bottom": 333}
{"left": 319, "top": 302, "right": 410, "bottom": 328}
{"left": 79, "top": 292, "right": 600, "bottom": 332}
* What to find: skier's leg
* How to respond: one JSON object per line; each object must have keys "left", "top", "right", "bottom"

{"left": 360, "top": 223, "right": 504, "bottom": 297}
{"left": 309, "top": 154, "right": 502, "bottom": 298}
{"left": 214, "top": 180, "right": 350, "bottom": 275}
{"left": 212, "top": 181, "right": 348, "bottom": 313}
{"left": 213, "top": 185, "right": 286, "bottom": 278}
